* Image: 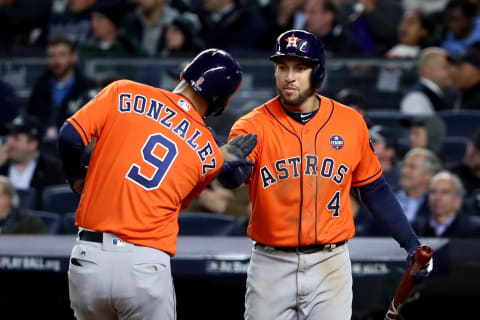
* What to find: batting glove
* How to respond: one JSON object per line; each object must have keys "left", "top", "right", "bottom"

{"left": 221, "top": 133, "right": 257, "bottom": 161}
{"left": 407, "top": 247, "right": 433, "bottom": 284}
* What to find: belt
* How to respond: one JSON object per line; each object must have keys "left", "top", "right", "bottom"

{"left": 78, "top": 230, "right": 103, "bottom": 243}
{"left": 255, "top": 241, "right": 346, "bottom": 254}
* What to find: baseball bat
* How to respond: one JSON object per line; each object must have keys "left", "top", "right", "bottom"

{"left": 384, "top": 245, "right": 433, "bottom": 320}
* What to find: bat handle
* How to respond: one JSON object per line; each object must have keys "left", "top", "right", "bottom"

{"left": 411, "top": 245, "right": 433, "bottom": 273}
{"left": 384, "top": 245, "right": 434, "bottom": 320}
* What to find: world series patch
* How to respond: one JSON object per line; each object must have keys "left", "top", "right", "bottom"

{"left": 330, "top": 135, "right": 344, "bottom": 150}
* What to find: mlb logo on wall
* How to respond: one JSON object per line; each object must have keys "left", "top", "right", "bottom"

{"left": 330, "top": 135, "right": 344, "bottom": 150}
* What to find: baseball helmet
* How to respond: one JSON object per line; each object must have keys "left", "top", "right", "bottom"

{"left": 269, "top": 29, "right": 325, "bottom": 88}
{"left": 182, "top": 49, "right": 242, "bottom": 117}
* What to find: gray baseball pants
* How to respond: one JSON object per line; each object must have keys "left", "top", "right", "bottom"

{"left": 68, "top": 231, "right": 176, "bottom": 320}
{"left": 245, "top": 242, "right": 352, "bottom": 320}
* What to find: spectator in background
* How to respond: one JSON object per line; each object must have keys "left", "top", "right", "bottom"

{"left": 335, "top": 87, "right": 368, "bottom": 117}
{"left": 76, "top": 0, "right": 139, "bottom": 63}
{"left": 0, "top": 175, "right": 47, "bottom": 234}
{"left": 0, "top": 79, "right": 19, "bottom": 135}
{"left": 0, "top": 115, "right": 65, "bottom": 200}
{"left": 122, "top": 0, "right": 183, "bottom": 56}
{"left": 197, "top": 0, "right": 268, "bottom": 54}
{"left": 48, "top": 0, "right": 96, "bottom": 45}
{"left": 28, "top": 36, "right": 95, "bottom": 137}
{"left": 400, "top": 47, "right": 454, "bottom": 115}
{"left": 401, "top": 115, "right": 447, "bottom": 159}
{"left": 160, "top": 13, "right": 204, "bottom": 57}
{"left": 442, "top": 0, "right": 480, "bottom": 55}
{"left": 448, "top": 42, "right": 480, "bottom": 110}
{"left": 0, "top": 0, "right": 52, "bottom": 55}
{"left": 258, "top": 0, "right": 306, "bottom": 51}
{"left": 450, "top": 129, "right": 480, "bottom": 195}
{"left": 303, "top": 0, "right": 365, "bottom": 57}
{"left": 369, "top": 125, "right": 400, "bottom": 189}
{"left": 413, "top": 171, "right": 480, "bottom": 237}
{"left": 395, "top": 148, "right": 442, "bottom": 225}
{"left": 184, "top": 179, "right": 234, "bottom": 214}
{"left": 386, "top": 9, "right": 435, "bottom": 59}
{"left": 337, "top": 0, "right": 403, "bottom": 55}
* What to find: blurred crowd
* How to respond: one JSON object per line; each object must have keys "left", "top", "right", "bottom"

{"left": 0, "top": 0, "right": 480, "bottom": 58}
{"left": 1, "top": 0, "right": 480, "bottom": 238}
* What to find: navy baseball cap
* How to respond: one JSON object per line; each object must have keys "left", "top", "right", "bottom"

{"left": 7, "top": 115, "right": 43, "bottom": 141}
{"left": 335, "top": 88, "right": 366, "bottom": 110}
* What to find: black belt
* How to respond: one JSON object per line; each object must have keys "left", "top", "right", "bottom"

{"left": 255, "top": 241, "right": 346, "bottom": 254}
{"left": 78, "top": 230, "right": 103, "bottom": 243}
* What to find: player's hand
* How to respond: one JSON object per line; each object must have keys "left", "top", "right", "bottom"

{"left": 221, "top": 133, "right": 257, "bottom": 161}
{"left": 222, "top": 159, "right": 255, "bottom": 171}
{"left": 407, "top": 247, "right": 433, "bottom": 284}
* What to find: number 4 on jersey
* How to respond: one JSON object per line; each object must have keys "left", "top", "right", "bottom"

{"left": 326, "top": 191, "right": 341, "bottom": 217}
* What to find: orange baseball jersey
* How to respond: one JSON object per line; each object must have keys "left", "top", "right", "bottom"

{"left": 67, "top": 80, "right": 223, "bottom": 255}
{"left": 229, "top": 95, "right": 382, "bottom": 247}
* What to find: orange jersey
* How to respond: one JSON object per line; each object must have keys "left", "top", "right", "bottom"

{"left": 229, "top": 95, "right": 381, "bottom": 247}
{"left": 68, "top": 80, "right": 223, "bottom": 255}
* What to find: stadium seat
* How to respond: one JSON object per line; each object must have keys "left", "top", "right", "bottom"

{"left": 59, "top": 212, "right": 78, "bottom": 235}
{"left": 442, "top": 136, "right": 469, "bottom": 165}
{"left": 178, "top": 212, "right": 239, "bottom": 236}
{"left": 40, "top": 137, "right": 59, "bottom": 158}
{"left": 23, "top": 209, "right": 61, "bottom": 234}
{"left": 16, "top": 188, "right": 37, "bottom": 210}
{"left": 366, "top": 110, "right": 410, "bottom": 138}
{"left": 437, "top": 111, "right": 480, "bottom": 138}
{"left": 41, "top": 184, "right": 80, "bottom": 214}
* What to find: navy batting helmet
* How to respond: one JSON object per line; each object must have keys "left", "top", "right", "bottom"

{"left": 270, "top": 29, "right": 325, "bottom": 88}
{"left": 182, "top": 49, "right": 242, "bottom": 117}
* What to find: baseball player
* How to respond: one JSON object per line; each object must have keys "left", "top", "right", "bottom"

{"left": 219, "top": 30, "right": 433, "bottom": 320}
{"left": 57, "top": 49, "right": 256, "bottom": 320}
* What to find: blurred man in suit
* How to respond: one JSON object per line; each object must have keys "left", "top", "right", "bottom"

{"left": 413, "top": 171, "right": 480, "bottom": 237}
{"left": 0, "top": 175, "right": 46, "bottom": 234}
{"left": 400, "top": 47, "right": 454, "bottom": 115}
{"left": 0, "top": 115, "right": 65, "bottom": 207}
{"left": 395, "top": 148, "right": 442, "bottom": 223}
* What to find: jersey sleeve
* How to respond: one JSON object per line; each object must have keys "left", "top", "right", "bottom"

{"left": 66, "top": 81, "right": 118, "bottom": 146}
{"left": 351, "top": 116, "right": 382, "bottom": 187}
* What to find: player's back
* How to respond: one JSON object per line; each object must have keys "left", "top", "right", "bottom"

{"left": 68, "top": 80, "right": 223, "bottom": 255}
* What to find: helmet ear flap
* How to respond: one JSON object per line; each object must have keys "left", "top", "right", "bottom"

{"left": 311, "top": 63, "right": 325, "bottom": 89}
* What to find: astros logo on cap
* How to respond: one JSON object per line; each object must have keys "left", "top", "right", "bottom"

{"left": 330, "top": 135, "right": 344, "bottom": 150}
{"left": 285, "top": 34, "right": 302, "bottom": 48}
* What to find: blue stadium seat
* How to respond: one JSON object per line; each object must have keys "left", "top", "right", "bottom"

{"left": 40, "top": 137, "right": 59, "bottom": 158}
{"left": 23, "top": 210, "right": 61, "bottom": 234}
{"left": 41, "top": 184, "right": 80, "bottom": 214}
{"left": 59, "top": 212, "right": 78, "bottom": 235}
{"left": 178, "top": 212, "right": 239, "bottom": 236}
{"left": 366, "top": 111, "right": 410, "bottom": 138}
{"left": 16, "top": 188, "right": 37, "bottom": 210}
{"left": 437, "top": 111, "right": 480, "bottom": 138}
{"left": 442, "top": 136, "right": 469, "bottom": 165}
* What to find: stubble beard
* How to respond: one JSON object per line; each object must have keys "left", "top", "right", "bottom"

{"left": 278, "top": 86, "right": 315, "bottom": 108}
